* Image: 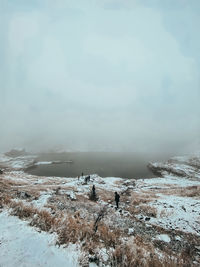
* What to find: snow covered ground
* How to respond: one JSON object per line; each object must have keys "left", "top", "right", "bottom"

{"left": 148, "top": 153, "right": 200, "bottom": 180}
{"left": 0, "top": 211, "right": 79, "bottom": 267}
{"left": 0, "top": 154, "right": 36, "bottom": 170}
{"left": 149, "top": 194, "right": 200, "bottom": 235}
{"left": 0, "top": 150, "right": 200, "bottom": 266}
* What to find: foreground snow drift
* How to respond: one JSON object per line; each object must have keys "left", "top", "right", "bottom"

{"left": 0, "top": 211, "right": 79, "bottom": 267}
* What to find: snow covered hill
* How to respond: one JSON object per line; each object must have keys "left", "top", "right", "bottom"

{"left": 0, "top": 151, "right": 200, "bottom": 266}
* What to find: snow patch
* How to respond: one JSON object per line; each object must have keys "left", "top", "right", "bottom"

{"left": 156, "top": 234, "right": 171, "bottom": 243}
{"left": 35, "top": 161, "right": 53, "bottom": 165}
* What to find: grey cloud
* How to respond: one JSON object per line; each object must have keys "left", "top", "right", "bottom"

{"left": 0, "top": 1, "right": 199, "bottom": 154}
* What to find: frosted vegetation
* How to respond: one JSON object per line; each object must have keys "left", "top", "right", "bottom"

{"left": 0, "top": 150, "right": 200, "bottom": 266}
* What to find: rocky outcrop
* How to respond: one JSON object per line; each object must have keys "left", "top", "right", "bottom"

{"left": 148, "top": 155, "right": 200, "bottom": 180}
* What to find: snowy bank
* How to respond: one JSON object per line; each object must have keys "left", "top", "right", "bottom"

{"left": 0, "top": 211, "right": 79, "bottom": 267}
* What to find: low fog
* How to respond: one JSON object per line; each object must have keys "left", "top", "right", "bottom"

{"left": 0, "top": 0, "right": 200, "bottom": 155}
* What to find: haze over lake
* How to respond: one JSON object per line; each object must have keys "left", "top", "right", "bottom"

{"left": 1, "top": 1, "right": 199, "bottom": 156}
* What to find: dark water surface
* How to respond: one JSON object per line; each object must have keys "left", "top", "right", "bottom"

{"left": 26, "top": 152, "right": 167, "bottom": 179}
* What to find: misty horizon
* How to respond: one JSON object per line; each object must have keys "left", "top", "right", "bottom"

{"left": 0, "top": 0, "right": 200, "bottom": 155}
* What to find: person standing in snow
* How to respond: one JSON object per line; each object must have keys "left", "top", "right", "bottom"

{"left": 92, "top": 185, "right": 96, "bottom": 196}
{"left": 115, "top": 192, "right": 120, "bottom": 209}
{"left": 89, "top": 184, "right": 97, "bottom": 201}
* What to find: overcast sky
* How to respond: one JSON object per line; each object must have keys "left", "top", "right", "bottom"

{"left": 0, "top": 0, "right": 199, "bottom": 154}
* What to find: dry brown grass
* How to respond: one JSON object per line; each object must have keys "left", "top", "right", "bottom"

{"left": 97, "top": 224, "right": 121, "bottom": 248}
{"left": 110, "top": 236, "right": 189, "bottom": 267}
{"left": 130, "top": 191, "right": 157, "bottom": 206}
{"left": 0, "top": 194, "right": 11, "bottom": 207}
{"left": 98, "top": 189, "right": 114, "bottom": 203}
{"left": 142, "top": 205, "right": 157, "bottom": 217}
{"left": 10, "top": 201, "right": 37, "bottom": 219}
{"left": 159, "top": 185, "right": 200, "bottom": 199}
{"left": 129, "top": 203, "right": 157, "bottom": 217}
{"left": 177, "top": 186, "right": 200, "bottom": 198}
{"left": 127, "top": 191, "right": 159, "bottom": 218}
{"left": 0, "top": 178, "right": 23, "bottom": 186}
{"left": 159, "top": 209, "right": 174, "bottom": 218}
{"left": 30, "top": 210, "right": 60, "bottom": 232}
{"left": 9, "top": 201, "right": 60, "bottom": 232}
{"left": 56, "top": 213, "right": 191, "bottom": 267}
{"left": 58, "top": 215, "right": 94, "bottom": 245}
{"left": 57, "top": 210, "right": 122, "bottom": 252}
{"left": 0, "top": 174, "right": 197, "bottom": 267}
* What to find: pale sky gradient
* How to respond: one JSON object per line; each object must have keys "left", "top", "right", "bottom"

{"left": 0, "top": 0, "right": 199, "bottom": 154}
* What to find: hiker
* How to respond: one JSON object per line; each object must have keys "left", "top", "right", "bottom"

{"left": 82, "top": 172, "right": 84, "bottom": 177}
{"left": 92, "top": 185, "right": 95, "bottom": 196}
{"left": 115, "top": 192, "right": 120, "bottom": 209}
{"left": 85, "top": 175, "right": 90, "bottom": 184}
{"left": 89, "top": 184, "right": 97, "bottom": 201}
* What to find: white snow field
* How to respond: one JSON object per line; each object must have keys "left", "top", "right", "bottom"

{"left": 0, "top": 211, "right": 79, "bottom": 267}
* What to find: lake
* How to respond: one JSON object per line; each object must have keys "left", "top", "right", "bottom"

{"left": 26, "top": 152, "right": 168, "bottom": 179}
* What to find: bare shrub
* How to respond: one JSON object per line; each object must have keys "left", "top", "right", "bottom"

{"left": 98, "top": 189, "right": 114, "bottom": 203}
{"left": 10, "top": 201, "right": 37, "bottom": 219}
{"left": 111, "top": 243, "right": 143, "bottom": 267}
{"left": 97, "top": 224, "right": 121, "bottom": 249}
{"left": 9, "top": 201, "right": 59, "bottom": 232}
{"left": 57, "top": 212, "right": 121, "bottom": 251}
{"left": 140, "top": 205, "right": 157, "bottom": 217}
{"left": 110, "top": 242, "right": 186, "bottom": 267}
{"left": 178, "top": 186, "right": 200, "bottom": 198}
{"left": 129, "top": 192, "right": 157, "bottom": 206}
{"left": 0, "top": 194, "right": 11, "bottom": 207}
{"left": 159, "top": 209, "right": 174, "bottom": 218}
{"left": 58, "top": 215, "right": 94, "bottom": 245}
{"left": 129, "top": 203, "right": 157, "bottom": 217}
{"left": 160, "top": 185, "right": 200, "bottom": 199}
{"left": 93, "top": 207, "right": 106, "bottom": 232}
{"left": 30, "top": 210, "right": 59, "bottom": 232}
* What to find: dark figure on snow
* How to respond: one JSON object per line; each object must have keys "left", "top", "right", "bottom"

{"left": 115, "top": 192, "right": 120, "bottom": 209}
{"left": 89, "top": 184, "right": 97, "bottom": 201}
{"left": 92, "top": 185, "right": 95, "bottom": 195}
{"left": 82, "top": 172, "right": 84, "bottom": 177}
{"left": 85, "top": 175, "right": 90, "bottom": 184}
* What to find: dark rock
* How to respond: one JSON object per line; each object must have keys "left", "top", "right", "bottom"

{"left": 89, "top": 255, "right": 99, "bottom": 264}
{"left": 17, "top": 191, "right": 31, "bottom": 199}
{"left": 55, "top": 187, "right": 61, "bottom": 195}
{"left": 57, "top": 203, "right": 65, "bottom": 210}
{"left": 147, "top": 212, "right": 156, "bottom": 218}
{"left": 182, "top": 206, "right": 186, "bottom": 212}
